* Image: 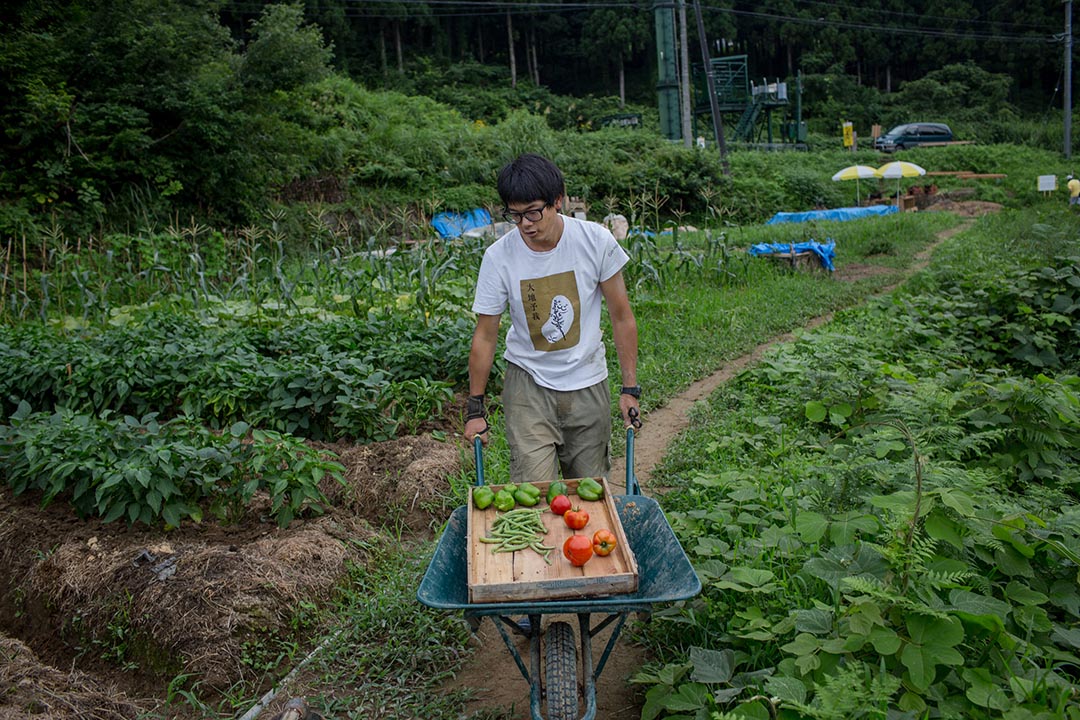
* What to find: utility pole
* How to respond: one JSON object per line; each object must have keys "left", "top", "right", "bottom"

{"left": 1066, "top": 0, "right": 1073, "bottom": 159}
{"left": 678, "top": 0, "right": 693, "bottom": 147}
{"left": 692, "top": 0, "right": 729, "bottom": 174}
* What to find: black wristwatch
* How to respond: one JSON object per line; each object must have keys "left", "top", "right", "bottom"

{"left": 620, "top": 385, "right": 641, "bottom": 399}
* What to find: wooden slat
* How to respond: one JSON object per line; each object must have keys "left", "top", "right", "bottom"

{"left": 467, "top": 478, "right": 639, "bottom": 603}
{"left": 924, "top": 170, "right": 1007, "bottom": 179}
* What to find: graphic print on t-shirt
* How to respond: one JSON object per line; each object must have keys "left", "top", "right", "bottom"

{"left": 521, "top": 270, "right": 579, "bottom": 351}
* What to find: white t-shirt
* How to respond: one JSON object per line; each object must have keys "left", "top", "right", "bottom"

{"left": 472, "top": 215, "right": 629, "bottom": 391}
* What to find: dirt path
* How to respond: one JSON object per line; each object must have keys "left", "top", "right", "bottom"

{"left": 445, "top": 217, "right": 978, "bottom": 720}
{"left": 443, "top": 326, "right": 828, "bottom": 720}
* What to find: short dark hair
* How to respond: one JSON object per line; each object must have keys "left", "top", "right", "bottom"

{"left": 496, "top": 153, "right": 565, "bottom": 207}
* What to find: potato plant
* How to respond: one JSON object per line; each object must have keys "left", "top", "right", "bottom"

{"left": 0, "top": 313, "right": 472, "bottom": 442}
{"left": 0, "top": 406, "right": 343, "bottom": 528}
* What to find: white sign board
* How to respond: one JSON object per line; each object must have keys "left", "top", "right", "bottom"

{"left": 1037, "top": 175, "right": 1057, "bottom": 192}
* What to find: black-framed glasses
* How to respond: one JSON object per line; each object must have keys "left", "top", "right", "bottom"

{"left": 502, "top": 206, "right": 547, "bottom": 224}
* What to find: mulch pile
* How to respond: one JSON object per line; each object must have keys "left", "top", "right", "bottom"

{"left": 0, "top": 636, "right": 151, "bottom": 720}
{"left": 0, "top": 433, "right": 462, "bottom": 718}
{"left": 922, "top": 199, "right": 1004, "bottom": 217}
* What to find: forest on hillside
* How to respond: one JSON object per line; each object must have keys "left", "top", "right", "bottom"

{"left": 214, "top": 0, "right": 1066, "bottom": 107}
{"left": 1, "top": 0, "right": 1074, "bottom": 235}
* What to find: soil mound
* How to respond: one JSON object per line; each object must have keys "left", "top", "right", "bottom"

{"left": 924, "top": 199, "right": 1003, "bottom": 217}
{"left": 0, "top": 433, "right": 462, "bottom": 714}
{"left": 0, "top": 635, "right": 151, "bottom": 719}
{"left": 320, "top": 433, "right": 463, "bottom": 534}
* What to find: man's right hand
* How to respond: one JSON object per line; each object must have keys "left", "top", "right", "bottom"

{"left": 464, "top": 416, "right": 490, "bottom": 445}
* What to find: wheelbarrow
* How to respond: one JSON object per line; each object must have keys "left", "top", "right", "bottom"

{"left": 416, "top": 426, "right": 701, "bottom": 720}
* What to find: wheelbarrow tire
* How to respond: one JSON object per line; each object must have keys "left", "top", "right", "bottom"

{"left": 544, "top": 621, "right": 578, "bottom": 720}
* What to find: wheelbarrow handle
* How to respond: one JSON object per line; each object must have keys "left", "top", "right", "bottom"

{"left": 625, "top": 423, "right": 641, "bottom": 496}
{"left": 474, "top": 436, "right": 485, "bottom": 486}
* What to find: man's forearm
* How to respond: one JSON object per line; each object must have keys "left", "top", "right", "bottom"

{"left": 610, "top": 317, "right": 638, "bottom": 386}
{"left": 469, "top": 351, "right": 494, "bottom": 397}
{"left": 468, "top": 316, "right": 500, "bottom": 396}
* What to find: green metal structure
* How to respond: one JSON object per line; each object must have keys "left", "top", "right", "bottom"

{"left": 693, "top": 55, "right": 806, "bottom": 147}
{"left": 653, "top": 0, "right": 681, "bottom": 142}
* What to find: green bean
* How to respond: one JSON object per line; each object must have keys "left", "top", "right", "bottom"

{"left": 480, "top": 508, "right": 550, "bottom": 559}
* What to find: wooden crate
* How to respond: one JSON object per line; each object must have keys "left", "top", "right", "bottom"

{"left": 467, "top": 478, "right": 638, "bottom": 603}
{"left": 767, "top": 251, "right": 820, "bottom": 271}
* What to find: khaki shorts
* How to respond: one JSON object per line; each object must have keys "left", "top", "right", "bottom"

{"left": 502, "top": 363, "right": 612, "bottom": 484}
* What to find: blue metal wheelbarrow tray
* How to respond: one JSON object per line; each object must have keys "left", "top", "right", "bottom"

{"left": 418, "top": 493, "right": 699, "bottom": 613}
{"left": 417, "top": 431, "right": 701, "bottom": 720}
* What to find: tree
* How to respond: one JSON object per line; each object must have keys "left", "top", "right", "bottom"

{"left": 582, "top": 8, "right": 651, "bottom": 106}
{"left": 887, "top": 61, "right": 1016, "bottom": 124}
{"left": 0, "top": 0, "right": 241, "bottom": 232}
{"left": 241, "top": 3, "right": 334, "bottom": 92}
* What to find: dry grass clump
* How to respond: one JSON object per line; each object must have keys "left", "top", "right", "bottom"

{"left": 0, "top": 636, "right": 152, "bottom": 719}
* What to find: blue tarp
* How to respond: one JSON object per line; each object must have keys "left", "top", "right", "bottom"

{"left": 749, "top": 239, "right": 836, "bottom": 272}
{"left": 431, "top": 208, "right": 493, "bottom": 239}
{"left": 765, "top": 205, "right": 898, "bottom": 225}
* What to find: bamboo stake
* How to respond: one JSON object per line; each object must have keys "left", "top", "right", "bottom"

{"left": 1, "top": 237, "right": 12, "bottom": 316}
{"left": 22, "top": 233, "right": 28, "bottom": 295}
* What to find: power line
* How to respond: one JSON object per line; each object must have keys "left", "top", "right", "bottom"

{"left": 227, "top": 1, "right": 645, "bottom": 20}
{"left": 225, "top": 0, "right": 1060, "bottom": 44}
{"left": 705, "top": 5, "right": 1057, "bottom": 45}
{"left": 780, "top": 0, "right": 1058, "bottom": 33}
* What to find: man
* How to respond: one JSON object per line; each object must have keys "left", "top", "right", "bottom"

{"left": 1068, "top": 174, "right": 1080, "bottom": 207}
{"left": 463, "top": 153, "right": 640, "bottom": 484}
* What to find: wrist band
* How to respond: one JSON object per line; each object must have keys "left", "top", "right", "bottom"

{"left": 466, "top": 394, "right": 486, "bottom": 421}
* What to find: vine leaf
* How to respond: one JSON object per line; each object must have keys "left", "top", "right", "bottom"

{"left": 661, "top": 682, "right": 710, "bottom": 712}
{"left": 963, "top": 668, "right": 1011, "bottom": 710}
{"left": 901, "top": 615, "right": 965, "bottom": 691}
{"left": 949, "top": 589, "right": 1011, "bottom": 634}
{"left": 689, "top": 646, "right": 734, "bottom": 684}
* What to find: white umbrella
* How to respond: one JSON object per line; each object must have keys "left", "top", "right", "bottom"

{"left": 831, "top": 165, "right": 880, "bottom": 205}
{"left": 877, "top": 161, "right": 926, "bottom": 208}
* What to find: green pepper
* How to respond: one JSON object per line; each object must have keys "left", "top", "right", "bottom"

{"left": 546, "top": 481, "right": 568, "bottom": 504}
{"left": 513, "top": 487, "right": 540, "bottom": 506}
{"left": 576, "top": 477, "right": 604, "bottom": 501}
{"left": 472, "top": 486, "right": 495, "bottom": 510}
{"left": 517, "top": 482, "right": 541, "bottom": 499}
{"left": 493, "top": 488, "right": 516, "bottom": 512}
{"left": 585, "top": 477, "right": 605, "bottom": 498}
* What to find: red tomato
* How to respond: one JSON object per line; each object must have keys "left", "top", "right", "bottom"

{"left": 592, "top": 529, "right": 617, "bottom": 556}
{"left": 563, "top": 535, "right": 593, "bottom": 566}
{"left": 563, "top": 507, "right": 590, "bottom": 530}
{"left": 549, "top": 494, "right": 572, "bottom": 516}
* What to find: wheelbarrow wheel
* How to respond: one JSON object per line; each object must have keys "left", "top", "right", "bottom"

{"left": 544, "top": 621, "right": 578, "bottom": 720}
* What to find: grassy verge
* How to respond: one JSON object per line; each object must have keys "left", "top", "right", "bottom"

{"left": 630, "top": 211, "right": 958, "bottom": 403}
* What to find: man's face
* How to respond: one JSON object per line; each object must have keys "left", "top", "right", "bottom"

{"left": 505, "top": 196, "right": 563, "bottom": 248}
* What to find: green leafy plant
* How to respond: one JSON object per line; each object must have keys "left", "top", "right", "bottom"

{"left": 386, "top": 378, "right": 455, "bottom": 435}
{"left": 0, "top": 404, "right": 344, "bottom": 528}
{"left": 637, "top": 216, "right": 1080, "bottom": 718}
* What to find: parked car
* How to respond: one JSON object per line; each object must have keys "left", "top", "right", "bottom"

{"left": 874, "top": 123, "right": 954, "bottom": 152}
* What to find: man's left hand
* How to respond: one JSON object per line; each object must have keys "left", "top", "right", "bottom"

{"left": 619, "top": 395, "right": 641, "bottom": 429}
